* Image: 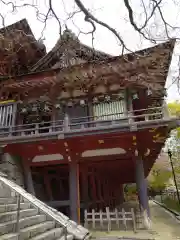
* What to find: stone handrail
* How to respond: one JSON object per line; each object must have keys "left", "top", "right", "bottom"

{"left": 0, "top": 172, "right": 90, "bottom": 240}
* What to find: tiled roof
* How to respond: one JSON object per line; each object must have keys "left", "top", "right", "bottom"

{"left": 31, "top": 29, "right": 111, "bottom": 72}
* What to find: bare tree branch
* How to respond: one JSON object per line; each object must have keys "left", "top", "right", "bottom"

{"left": 74, "top": 0, "right": 127, "bottom": 53}
{"left": 123, "top": 0, "right": 164, "bottom": 43}
{"left": 49, "top": 0, "right": 62, "bottom": 35}
{"left": 140, "top": 0, "right": 162, "bottom": 31}
{"left": 0, "top": 0, "right": 179, "bottom": 93}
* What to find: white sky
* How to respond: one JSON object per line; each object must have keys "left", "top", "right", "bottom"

{"left": 0, "top": 0, "right": 180, "bottom": 102}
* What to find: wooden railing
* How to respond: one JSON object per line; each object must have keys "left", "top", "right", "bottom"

{"left": 0, "top": 106, "right": 173, "bottom": 139}
{"left": 84, "top": 207, "right": 136, "bottom": 232}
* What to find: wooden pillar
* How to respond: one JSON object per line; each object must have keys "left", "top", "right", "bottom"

{"left": 22, "top": 160, "right": 35, "bottom": 196}
{"left": 43, "top": 170, "right": 53, "bottom": 201}
{"left": 97, "top": 178, "right": 103, "bottom": 209}
{"left": 135, "top": 157, "right": 151, "bottom": 228}
{"left": 90, "top": 170, "right": 97, "bottom": 208}
{"left": 81, "top": 165, "right": 89, "bottom": 210}
{"left": 107, "top": 179, "right": 110, "bottom": 207}
{"left": 69, "top": 161, "right": 80, "bottom": 223}
{"left": 119, "top": 184, "right": 124, "bottom": 204}
{"left": 103, "top": 179, "right": 108, "bottom": 206}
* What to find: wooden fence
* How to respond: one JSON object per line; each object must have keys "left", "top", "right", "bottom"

{"left": 163, "top": 190, "right": 180, "bottom": 201}
{"left": 84, "top": 207, "right": 136, "bottom": 232}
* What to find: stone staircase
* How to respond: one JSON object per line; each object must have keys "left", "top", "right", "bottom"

{"left": 0, "top": 197, "right": 72, "bottom": 239}
{"left": 0, "top": 173, "right": 90, "bottom": 240}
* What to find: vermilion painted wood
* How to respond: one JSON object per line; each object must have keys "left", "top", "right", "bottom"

{"left": 2, "top": 123, "right": 169, "bottom": 209}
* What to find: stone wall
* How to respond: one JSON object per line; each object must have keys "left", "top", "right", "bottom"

{"left": 0, "top": 153, "right": 25, "bottom": 188}
{"left": 0, "top": 174, "right": 12, "bottom": 197}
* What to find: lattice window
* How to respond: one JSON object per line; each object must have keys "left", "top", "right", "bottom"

{"left": 93, "top": 99, "right": 127, "bottom": 121}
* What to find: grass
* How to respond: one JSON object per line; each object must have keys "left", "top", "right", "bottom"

{"left": 162, "top": 196, "right": 180, "bottom": 213}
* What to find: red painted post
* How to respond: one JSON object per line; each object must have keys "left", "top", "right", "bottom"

{"left": 43, "top": 170, "right": 53, "bottom": 201}
{"left": 81, "top": 164, "right": 89, "bottom": 211}
{"left": 89, "top": 172, "right": 97, "bottom": 209}
{"left": 97, "top": 178, "right": 103, "bottom": 209}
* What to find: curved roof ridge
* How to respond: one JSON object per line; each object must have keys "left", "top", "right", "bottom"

{"left": 31, "top": 29, "right": 112, "bottom": 72}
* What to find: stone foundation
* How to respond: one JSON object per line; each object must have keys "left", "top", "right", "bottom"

{"left": 0, "top": 153, "right": 25, "bottom": 187}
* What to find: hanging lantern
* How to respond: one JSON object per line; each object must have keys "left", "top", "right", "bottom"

{"left": 98, "top": 95, "right": 104, "bottom": 100}
{"left": 162, "top": 88, "right": 167, "bottom": 97}
{"left": 80, "top": 99, "right": 85, "bottom": 106}
{"left": 32, "top": 104, "right": 37, "bottom": 112}
{"left": 83, "top": 89, "right": 88, "bottom": 93}
{"left": 44, "top": 104, "right": 50, "bottom": 112}
{"left": 21, "top": 107, "right": 27, "bottom": 113}
{"left": 67, "top": 100, "right": 73, "bottom": 107}
{"left": 55, "top": 103, "right": 61, "bottom": 109}
{"left": 132, "top": 93, "right": 139, "bottom": 100}
{"left": 93, "top": 97, "right": 98, "bottom": 104}
{"left": 117, "top": 92, "right": 124, "bottom": 100}
{"left": 147, "top": 88, "right": 152, "bottom": 96}
{"left": 105, "top": 95, "right": 110, "bottom": 102}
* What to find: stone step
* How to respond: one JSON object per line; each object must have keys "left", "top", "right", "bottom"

{"left": 0, "top": 214, "right": 47, "bottom": 235}
{"left": 0, "top": 202, "right": 31, "bottom": 213}
{"left": 29, "top": 228, "right": 63, "bottom": 240}
{"left": 0, "top": 198, "right": 17, "bottom": 204}
{"left": 0, "top": 208, "right": 38, "bottom": 222}
{"left": 56, "top": 234, "right": 74, "bottom": 240}
{"left": 0, "top": 233, "right": 18, "bottom": 240}
{"left": 20, "top": 221, "right": 56, "bottom": 240}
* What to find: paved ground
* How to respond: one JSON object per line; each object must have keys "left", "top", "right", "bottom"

{"left": 91, "top": 201, "right": 180, "bottom": 240}
{"left": 150, "top": 201, "right": 180, "bottom": 240}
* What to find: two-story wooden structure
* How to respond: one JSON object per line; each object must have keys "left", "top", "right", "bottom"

{"left": 0, "top": 19, "right": 179, "bottom": 226}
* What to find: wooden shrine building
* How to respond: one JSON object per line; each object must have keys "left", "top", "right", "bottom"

{"left": 0, "top": 19, "right": 179, "bottom": 225}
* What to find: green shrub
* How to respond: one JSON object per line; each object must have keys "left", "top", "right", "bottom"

{"left": 162, "top": 196, "right": 180, "bottom": 212}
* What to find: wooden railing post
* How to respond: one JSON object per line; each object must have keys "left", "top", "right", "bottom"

{"left": 128, "top": 111, "right": 134, "bottom": 125}
{"left": 145, "top": 114, "right": 149, "bottom": 121}
{"left": 64, "top": 114, "right": 70, "bottom": 131}
{"left": 128, "top": 111, "right": 137, "bottom": 131}
{"left": 9, "top": 126, "right": 13, "bottom": 136}
{"left": 162, "top": 102, "right": 170, "bottom": 120}
{"left": 81, "top": 123, "right": 85, "bottom": 129}
{"left": 15, "top": 193, "right": 21, "bottom": 235}
{"left": 35, "top": 123, "right": 39, "bottom": 135}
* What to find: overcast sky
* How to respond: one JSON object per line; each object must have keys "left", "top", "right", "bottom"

{"left": 0, "top": 0, "right": 180, "bottom": 102}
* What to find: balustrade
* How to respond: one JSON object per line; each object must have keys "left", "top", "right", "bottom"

{"left": 0, "top": 106, "right": 172, "bottom": 140}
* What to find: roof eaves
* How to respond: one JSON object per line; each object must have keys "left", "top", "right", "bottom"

{"left": 31, "top": 38, "right": 62, "bottom": 72}
{"left": 0, "top": 39, "right": 175, "bottom": 92}
{"left": 31, "top": 35, "right": 112, "bottom": 72}
{"left": 0, "top": 18, "right": 34, "bottom": 37}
